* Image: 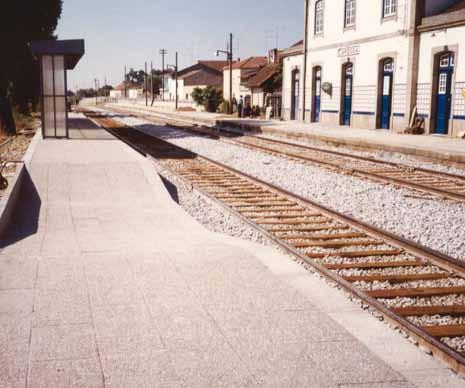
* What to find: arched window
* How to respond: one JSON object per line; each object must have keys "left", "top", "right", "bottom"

{"left": 315, "top": 0, "right": 324, "bottom": 34}
{"left": 344, "top": 0, "right": 356, "bottom": 28}
{"left": 383, "top": 0, "right": 397, "bottom": 18}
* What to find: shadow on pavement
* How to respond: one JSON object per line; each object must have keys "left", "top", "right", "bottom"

{"left": 159, "top": 174, "right": 180, "bottom": 204}
{"left": 0, "top": 169, "right": 41, "bottom": 248}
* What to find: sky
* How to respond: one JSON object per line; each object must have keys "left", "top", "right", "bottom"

{"left": 56, "top": 0, "right": 304, "bottom": 90}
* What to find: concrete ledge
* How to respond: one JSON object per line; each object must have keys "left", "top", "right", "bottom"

{"left": 0, "top": 130, "right": 41, "bottom": 238}
{"left": 217, "top": 119, "right": 465, "bottom": 168}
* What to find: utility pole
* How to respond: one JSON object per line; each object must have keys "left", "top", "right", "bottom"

{"left": 175, "top": 52, "right": 178, "bottom": 110}
{"left": 159, "top": 49, "right": 168, "bottom": 101}
{"left": 94, "top": 78, "right": 98, "bottom": 106}
{"left": 215, "top": 33, "right": 234, "bottom": 115}
{"left": 167, "top": 52, "right": 179, "bottom": 110}
{"left": 229, "top": 33, "right": 233, "bottom": 115}
{"left": 150, "top": 61, "right": 154, "bottom": 105}
{"left": 124, "top": 66, "right": 127, "bottom": 99}
{"left": 302, "top": 0, "right": 309, "bottom": 122}
{"left": 145, "top": 62, "right": 148, "bottom": 106}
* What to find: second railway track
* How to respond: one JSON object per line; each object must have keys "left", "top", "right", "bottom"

{"left": 105, "top": 105, "right": 465, "bottom": 203}
{"left": 85, "top": 109, "right": 465, "bottom": 374}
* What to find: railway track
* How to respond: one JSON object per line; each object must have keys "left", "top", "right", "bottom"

{"left": 105, "top": 105, "right": 465, "bottom": 203}
{"left": 85, "top": 110, "right": 465, "bottom": 374}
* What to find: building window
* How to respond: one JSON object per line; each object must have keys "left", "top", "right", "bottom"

{"left": 315, "top": 0, "right": 324, "bottom": 34}
{"left": 383, "top": 0, "right": 397, "bottom": 18}
{"left": 344, "top": 0, "right": 356, "bottom": 28}
{"left": 439, "top": 52, "right": 454, "bottom": 68}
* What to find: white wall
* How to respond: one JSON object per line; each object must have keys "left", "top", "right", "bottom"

{"left": 128, "top": 89, "right": 143, "bottom": 99}
{"left": 417, "top": 25, "right": 465, "bottom": 135}
{"left": 109, "top": 90, "right": 122, "bottom": 99}
{"left": 223, "top": 69, "right": 243, "bottom": 101}
{"left": 282, "top": 54, "right": 304, "bottom": 120}
{"left": 251, "top": 89, "right": 265, "bottom": 107}
{"left": 301, "top": 0, "right": 413, "bottom": 128}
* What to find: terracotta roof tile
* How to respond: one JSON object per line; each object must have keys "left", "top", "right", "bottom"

{"left": 246, "top": 64, "right": 279, "bottom": 88}
{"left": 226, "top": 56, "right": 268, "bottom": 70}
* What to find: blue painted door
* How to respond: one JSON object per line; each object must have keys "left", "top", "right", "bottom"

{"left": 380, "top": 60, "right": 393, "bottom": 129}
{"left": 314, "top": 68, "right": 321, "bottom": 122}
{"left": 435, "top": 53, "right": 454, "bottom": 135}
{"left": 343, "top": 65, "right": 353, "bottom": 126}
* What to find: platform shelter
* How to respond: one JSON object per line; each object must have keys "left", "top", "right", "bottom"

{"left": 31, "top": 39, "right": 85, "bottom": 138}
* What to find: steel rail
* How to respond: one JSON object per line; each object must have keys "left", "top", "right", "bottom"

{"left": 104, "top": 105, "right": 465, "bottom": 203}
{"left": 84, "top": 110, "right": 465, "bottom": 374}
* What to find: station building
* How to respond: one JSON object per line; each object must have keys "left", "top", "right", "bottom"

{"left": 285, "top": 0, "right": 465, "bottom": 137}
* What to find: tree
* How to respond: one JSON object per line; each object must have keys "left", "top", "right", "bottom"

{"left": 148, "top": 71, "right": 163, "bottom": 96}
{"left": 98, "top": 85, "right": 113, "bottom": 97}
{"left": 191, "top": 87, "right": 223, "bottom": 113}
{"left": 191, "top": 87, "right": 205, "bottom": 106}
{"left": 0, "top": 0, "right": 63, "bottom": 135}
{"left": 76, "top": 89, "right": 97, "bottom": 100}
{"left": 125, "top": 69, "right": 145, "bottom": 85}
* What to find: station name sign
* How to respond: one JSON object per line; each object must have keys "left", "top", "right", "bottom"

{"left": 337, "top": 45, "right": 360, "bottom": 57}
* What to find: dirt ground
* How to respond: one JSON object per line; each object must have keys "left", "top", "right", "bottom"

{"left": 0, "top": 115, "right": 39, "bottom": 198}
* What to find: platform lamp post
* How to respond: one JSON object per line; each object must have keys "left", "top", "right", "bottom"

{"left": 159, "top": 49, "right": 168, "bottom": 101}
{"left": 167, "top": 52, "right": 179, "bottom": 110}
{"left": 215, "top": 33, "right": 233, "bottom": 115}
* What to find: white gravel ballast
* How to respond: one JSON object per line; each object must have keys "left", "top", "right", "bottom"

{"left": 108, "top": 113, "right": 465, "bottom": 261}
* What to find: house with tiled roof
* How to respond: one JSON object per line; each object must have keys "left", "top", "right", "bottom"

{"left": 171, "top": 60, "right": 229, "bottom": 102}
{"left": 245, "top": 49, "right": 284, "bottom": 115}
{"left": 109, "top": 82, "right": 144, "bottom": 99}
{"left": 223, "top": 56, "right": 268, "bottom": 105}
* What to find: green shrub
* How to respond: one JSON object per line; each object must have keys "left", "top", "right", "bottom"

{"left": 191, "top": 86, "right": 223, "bottom": 113}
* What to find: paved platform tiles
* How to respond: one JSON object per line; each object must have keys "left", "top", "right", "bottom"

{"left": 107, "top": 102, "right": 465, "bottom": 166}
{"left": 1, "top": 114, "right": 464, "bottom": 388}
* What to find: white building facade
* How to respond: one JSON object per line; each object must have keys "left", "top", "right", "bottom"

{"left": 296, "top": 0, "right": 465, "bottom": 136}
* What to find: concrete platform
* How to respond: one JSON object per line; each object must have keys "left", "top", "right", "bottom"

{"left": 107, "top": 102, "right": 465, "bottom": 167}
{"left": 1, "top": 113, "right": 464, "bottom": 388}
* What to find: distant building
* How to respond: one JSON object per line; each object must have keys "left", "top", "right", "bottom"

{"left": 245, "top": 49, "right": 283, "bottom": 115}
{"left": 109, "top": 83, "right": 124, "bottom": 99}
{"left": 223, "top": 56, "right": 268, "bottom": 106}
{"left": 109, "top": 83, "right": 144, "bottom": 99}
{"left": 127, "top": 84, "right": 144, "bottom": 99}
{"left": 159, "top": 69, "right": 175, "bottom": 100}
{"left": 171, "top": 61, "right": 229, "bottom": 101}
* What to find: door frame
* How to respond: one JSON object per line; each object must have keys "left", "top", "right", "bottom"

{"left": 290, "top": 68, "right": 301, "bottom": 120}
{"left": 429, "top": 48, "right": 457, "bottom": 135}
{"left": 311, "top": 65, "right": 322, "bottom": 123}
{"left": 340, "top": 61, "right": 354, "bottom": 126}
{"left": 376, "top": 57, "right": 394, "bottom": 130}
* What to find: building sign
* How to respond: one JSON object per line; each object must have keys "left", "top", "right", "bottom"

{"left": 337, "top": 45, "right": 360, "bottom": 58}
{"left": 322, "top": 82, "right": 333, "bottom": 96}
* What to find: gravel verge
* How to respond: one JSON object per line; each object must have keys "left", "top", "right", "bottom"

{"left": 111, "top": 114, "right": 465, "bottom": 261}
{"left": 151, "top": 161, "right": 272, "bottom": 246}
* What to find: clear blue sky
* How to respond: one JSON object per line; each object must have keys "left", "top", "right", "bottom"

{"left": 56, "top": 0, "right": 304, "bottom": 90}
